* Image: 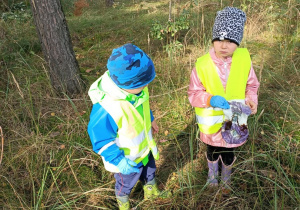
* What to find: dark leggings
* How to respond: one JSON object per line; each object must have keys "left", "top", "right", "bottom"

{"left": 206, "top": 144, "right": 235, "bottom": 166}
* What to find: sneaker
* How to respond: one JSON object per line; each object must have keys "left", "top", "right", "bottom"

{"left": 143, "top": 184, "right": 171, "bottom": 200}
{"left": 117, "top": 199, "right": 130, "bottom": 210}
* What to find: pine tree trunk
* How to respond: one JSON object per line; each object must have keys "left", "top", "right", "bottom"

{"left": 30, "top": 0, "right": 83, "bottom": 95}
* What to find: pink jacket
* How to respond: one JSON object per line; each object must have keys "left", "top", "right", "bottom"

{"left": 188, "top": 48, "right": 260, "bottom": 148}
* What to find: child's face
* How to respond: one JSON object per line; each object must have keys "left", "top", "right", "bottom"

{"left": 213, "top": 40, "right": 238, "bottom": 60}
{"left": 123, "top": 85, "right": 147, "bottom": 95}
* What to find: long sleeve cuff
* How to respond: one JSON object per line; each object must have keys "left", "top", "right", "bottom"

{"left": 100, "top": 143, "right": 124, "bottom": 166}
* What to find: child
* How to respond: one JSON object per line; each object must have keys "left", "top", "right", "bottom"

{"left": 87, "top": 43, "right": 167, "bottom": 210}
{"left": 188, "top": 7, "right": 260, "bottom": 189}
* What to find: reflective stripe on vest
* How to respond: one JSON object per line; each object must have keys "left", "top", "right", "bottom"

{"left": 98, "top": 86, "right": 159, "bottom": 173}
{"left": 195, "top": 48, "right": 251, "bottom": 134}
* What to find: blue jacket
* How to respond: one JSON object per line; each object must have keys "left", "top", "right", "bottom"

{"left": 87, "top": 101, "right": 154, "bottom": 167}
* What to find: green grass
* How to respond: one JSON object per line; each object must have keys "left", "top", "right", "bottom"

{"left": 0, "top": 0, "right": 299, "bottom": 209}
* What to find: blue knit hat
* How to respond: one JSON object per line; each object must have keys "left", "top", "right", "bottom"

{"left": 212, "top": 7, "right": 246, "bottom": 46}
{"left": 107, "top": 43, "right": 156, "bottom": 89}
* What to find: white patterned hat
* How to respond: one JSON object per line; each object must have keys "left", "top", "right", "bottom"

{"left": 212, "top": 7, "right": 246, "bottom": 46}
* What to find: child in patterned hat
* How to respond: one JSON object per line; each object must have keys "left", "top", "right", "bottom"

{"left": 188, "top": 7, "right": 260, "bottom": 191}
{"left": 87, "top": 43, "right": 169, "bottom": 209}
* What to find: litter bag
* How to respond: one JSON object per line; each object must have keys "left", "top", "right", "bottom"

{"left": 221, "top": 101, "right": 252, "bottom": 144}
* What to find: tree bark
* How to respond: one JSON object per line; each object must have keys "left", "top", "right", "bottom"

{"left": 30, "top": 0, "right": 83, "bottom": 96}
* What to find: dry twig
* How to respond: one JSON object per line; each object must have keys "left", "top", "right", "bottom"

{"left": 0, "top": 126, "right": 4, "bottom": 165}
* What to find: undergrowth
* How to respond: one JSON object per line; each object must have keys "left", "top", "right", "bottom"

{"left": 0, "top": 0, "right": 299, "bottom": 209}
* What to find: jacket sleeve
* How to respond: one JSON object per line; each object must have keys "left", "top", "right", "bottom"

{"left": 87, "top": 103, "right": 124, "bottom": 166}
{"left": 188, "top": 67, "right": 213, "bottom": 108}
{"left": 245, "top": 63, "right": 260, "bottom": 104}
{"left": 150, "top": 109, "right": 154, "bottom": 122}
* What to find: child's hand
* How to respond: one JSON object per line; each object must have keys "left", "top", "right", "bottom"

{"left": 151, "top": 120, "right": 159, "bottom": 134}
{"left": 246, "top": 100, "right": 257, "bottom": 114}
{"left": 210, "top": 95, "right": 230, "bottom": 109}
{"left": 117, "top": 157, "right": 139, "bottom": 175}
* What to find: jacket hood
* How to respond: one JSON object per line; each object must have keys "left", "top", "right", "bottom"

{"left": 88, "top": 71, "right": 129, "bottom": 104}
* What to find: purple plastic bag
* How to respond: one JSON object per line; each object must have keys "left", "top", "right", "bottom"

{"left": 221, "top": 101, "right": 251, "bottom": 144}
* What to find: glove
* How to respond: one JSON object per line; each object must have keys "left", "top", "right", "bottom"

{"left": 210, "top": 96, "right": 230, "bottom": 109}
{"left": 116, "top": 157, "right": 140, "bottom": 175}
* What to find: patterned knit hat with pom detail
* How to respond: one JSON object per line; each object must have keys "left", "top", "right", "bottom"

{"left": 107, "top": 43, "right": 155, "bottom": 89}
{"left": 212, "top": 7, "right": 246, "bottom": 46}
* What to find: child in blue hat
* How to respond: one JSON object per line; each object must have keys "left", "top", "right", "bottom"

{"left": 87, "top": 43, "right": 169, "bottom": 209}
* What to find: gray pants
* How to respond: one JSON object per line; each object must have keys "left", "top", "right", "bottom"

{"left": 114, "top": 153, "right": 156, "bottom": 196}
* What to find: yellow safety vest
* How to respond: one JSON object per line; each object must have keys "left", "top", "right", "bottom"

{"left": 89, "top": 72, "right": 159, "bottom": 173}
{"left": 195, "top": 48, "right": 251, "bottom": 134}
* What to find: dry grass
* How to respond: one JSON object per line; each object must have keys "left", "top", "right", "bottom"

{"left": 74, "top": 0, "right": 89, "bottom": 16}
{"left": 0, "top": 0, "right": 299, "bottom": 209}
